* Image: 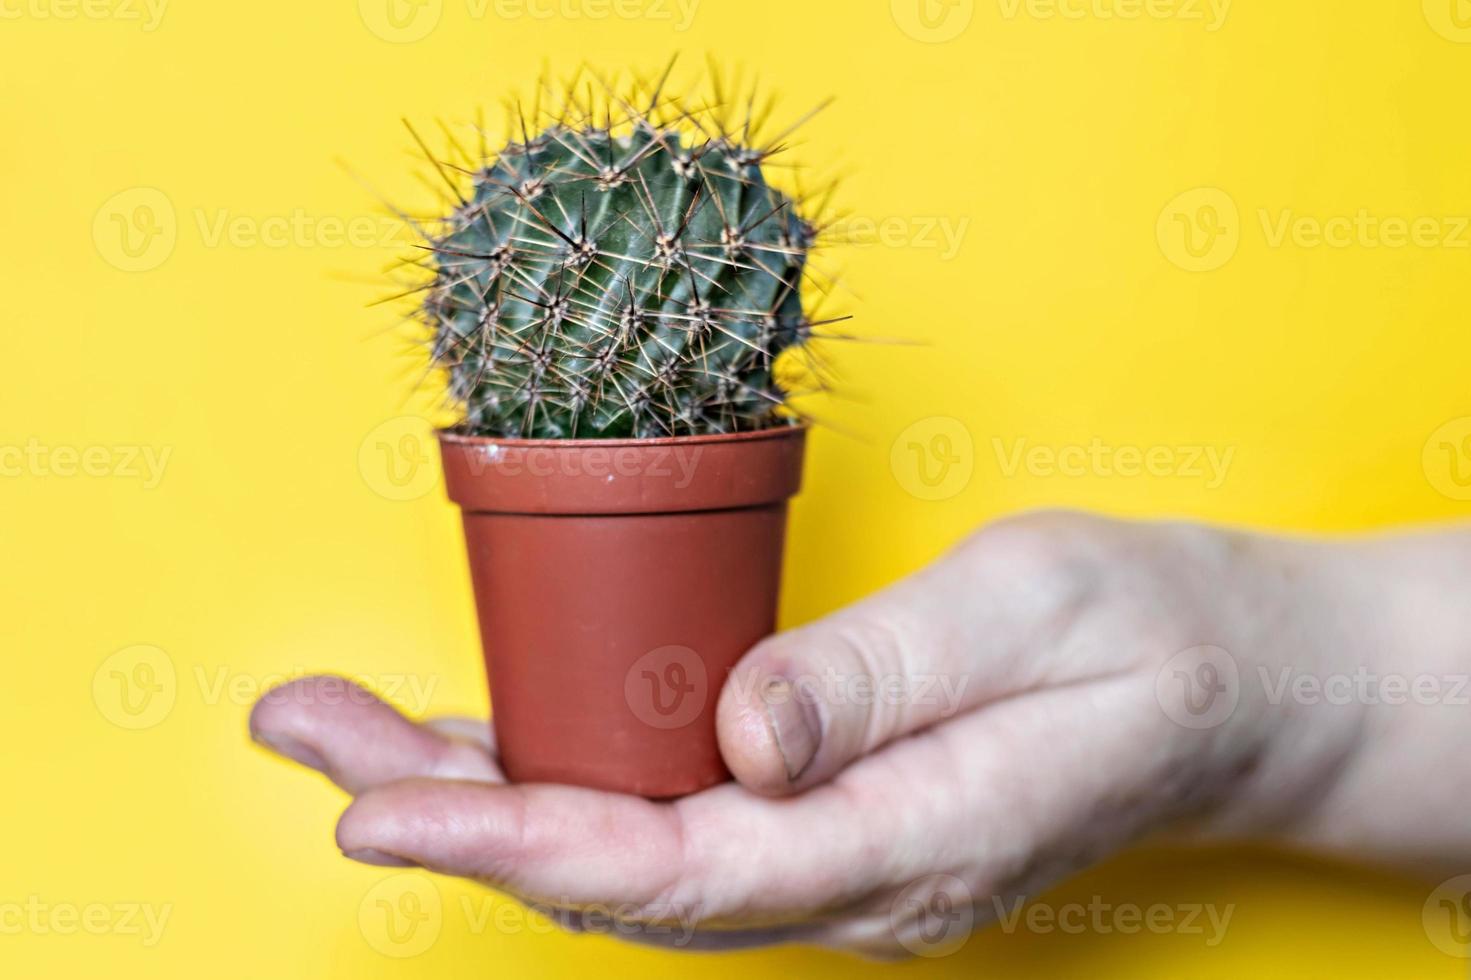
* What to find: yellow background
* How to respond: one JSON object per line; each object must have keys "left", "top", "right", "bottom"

{"left": 4, "top": 0, "right": 1470, "bottom": 976}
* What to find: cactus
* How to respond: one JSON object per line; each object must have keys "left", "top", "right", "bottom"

{"left": 414, "top": 73, "right": 831, "bottom": 439}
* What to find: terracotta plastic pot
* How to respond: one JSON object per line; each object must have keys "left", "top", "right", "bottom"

{"left": 437, "top": 425, "right": 806, "bottom": 798}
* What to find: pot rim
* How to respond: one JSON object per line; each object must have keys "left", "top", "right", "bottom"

{"left": 436, "top": 421, "right": 807, "bottom": 451}
{"left": 436, "top": 421, "right": 808, "bottom": 515}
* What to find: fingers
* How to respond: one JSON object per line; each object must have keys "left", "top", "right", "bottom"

{"left": 425, "top": 715, "right": 496, "bottom": 752}
{"left": 325, "top": 636, "right": 1174, "bottom": 953}
{"left": 335, "top": 775, "right": 891, "bottom": 923}
{"left": 718, "top": 512, "right": 1118, "bottom": 796}
{"left": 249, "top": 676, "right": 503, "bottom": 793}
{"left": 331, "top": 677, "right": 1164, "bottom": 952}
{"left": 338, "top": 780, "right": 679, "bottom": 904}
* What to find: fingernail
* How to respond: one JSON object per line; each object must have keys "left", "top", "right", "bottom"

{"left": 253, "top": 731, "right": 328, "bottom": 773}
{"left": 762, "top": 678, "right": 821, "bottom": 782}
{"left": 342, "top": 848, "right": 417, "bottom": 868}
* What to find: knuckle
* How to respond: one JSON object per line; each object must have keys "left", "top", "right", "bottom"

{"left": 971, "top": 507, "right": 1105, "bottom": 544}
{"left": 827, "top": 615, "right": 910, "bottom": 680}
{"left": 960, "top": 509, "right": 1113, "bottom": 586}
{"left": 812, "top": 618, "right": 912, "bottom": 748}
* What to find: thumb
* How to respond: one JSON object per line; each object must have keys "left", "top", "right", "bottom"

{"left": 716, "top": 515, "right": 1103, "bottom": 796}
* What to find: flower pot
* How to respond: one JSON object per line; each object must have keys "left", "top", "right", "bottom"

{"left": 437, "top": 425, "right": 807, "bottom": 798}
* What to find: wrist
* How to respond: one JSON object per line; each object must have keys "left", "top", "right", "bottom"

{"left": 1181, "top": 530, "right": 1376, "bottom": 848}
{"left": 1215, "top": 528, "right": 1471, "bottom": 873}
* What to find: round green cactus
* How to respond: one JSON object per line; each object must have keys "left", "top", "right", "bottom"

{"left": 418, "top": 90, "right": 824, "bottom": 439}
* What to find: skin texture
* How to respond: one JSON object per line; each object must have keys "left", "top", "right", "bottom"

{"left": 248, "top": 511, "right": 1471, "bottom": 958}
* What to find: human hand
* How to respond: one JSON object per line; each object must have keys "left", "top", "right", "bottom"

{"left": 249, "top": 511, "right": 1455, "bottom": 957}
